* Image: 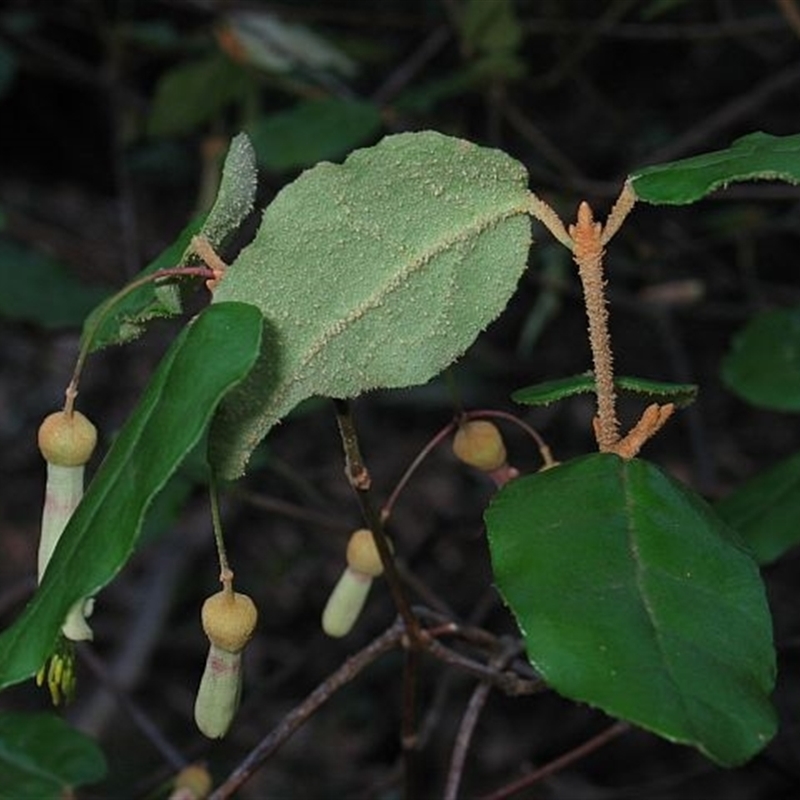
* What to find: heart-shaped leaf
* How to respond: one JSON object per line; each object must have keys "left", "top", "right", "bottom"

{"left": 210, "top": 130, "right": 532, "bottom": 478}
{"left": 0, "top": 302, "right": 262, "bottom": 689}
{"left": 486, "top": 453, "right": 776, "bottom": 766}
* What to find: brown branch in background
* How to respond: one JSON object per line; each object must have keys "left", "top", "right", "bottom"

{"left": 401, "top": 648, "right": 421, "bottom": 800}
{"left": 478, "top": 721, "right": 631, "bottom": 800}
{"left": 372, "top": 25, "right": 451, "bottom": 105}
{"left": 425, "top": 638, "right": 543, "bottom": 697}
{"left": 443, "top": 640, "right": 523, "bottom": 800}
{"left": 640, "top": 59, "right": 800, "bottom": 166}
{"left": 77, "top": 644, "right": 187, "bottom": 772}
{"left": 210, "top": 610, "right": 543, "bottom": 798}
{"left": 209, "top": 619, "right": 407, "bottom": 800}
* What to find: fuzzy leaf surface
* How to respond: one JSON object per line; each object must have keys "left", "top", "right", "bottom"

{"left": 721, "top": 307, "right": 800, "bottom": 411}
{"left": 200, "top": 132, "right": 258, "bottom": 248}
{"left": 630, "top": 132, "right": 800, "bottom": 204}
{"left": 0, "top": 303, "right": 262, "bottom": 689}
{"left": 210, "top": 130, "right": 531, "bottom": 478}
{"left": 0, "top": 712, "right": 106, "bottom": 800}
{"left": 717, "top": 450, "right": 800, "bottom": 564}
{"left": 486, "top": 453, "right": 776, "bottom": 766}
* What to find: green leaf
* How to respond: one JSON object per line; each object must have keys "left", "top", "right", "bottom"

{"left": 486, "top": 453, "right": 776, "bottom": 766}
{"left": 717, "top": 450, "right": 800, "bottom": 564}
{"left": 0, "top": 237, "right": 110, "bottom": 329}
{"left": 210, "top": 131, "right": 532, "bottom": 478}
{"left": 200, "top": 132, "right": 258, "bottom": 248}
{"left": 248, "top": 99, "right": 382, "bottom": 173}
{"left": 512, "top": 373, "right": 697, "bottom": 408}
{"left": 81, "top": 217, "right": 203, "bottom": 353}
{"left": 147, "top": 54, "right": 254, "bottom": 138}
{"left": 0, "top": 712, "right": 106, "bottom": 800}
{"left": 460, "top": 0, "right": 522, "bottom": 56}
{"left": 721, "top": 307, "right": 800, "bottom": 411}
{"left": 0, "top": 303, "right": 262, "bottom": 689}
{"left": 630, "top": 132, "right": 800, "bottom": 205}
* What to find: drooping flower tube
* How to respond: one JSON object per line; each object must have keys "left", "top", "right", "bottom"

{"left": 35, "top": 409, "right": 97, "bottom": 702}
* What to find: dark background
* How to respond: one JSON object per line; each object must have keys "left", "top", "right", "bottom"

{"left": 1, "top": 1, "right": 800, "bottom": 798}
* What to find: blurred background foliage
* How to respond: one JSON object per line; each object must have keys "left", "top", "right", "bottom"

{"left": 1, "top": 1, "right": 800, "bottom": 798}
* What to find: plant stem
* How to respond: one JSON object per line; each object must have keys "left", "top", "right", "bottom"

{"left": 332, "top": 399, "right": 423, "bottom": 644}
{"left": 209, "top": 618, "right": 406, "bottom": 799}
{"left": 64, "top": 265, "right": 215, "bottom": 415}
{"left": 477, "top": 721, "right": 630, "bottom": 800}
{"left": 209, "top": 472, "right": 233, "bottom": 590}
{"left": 570, "top": 202, "right": 620, "bottom": 451}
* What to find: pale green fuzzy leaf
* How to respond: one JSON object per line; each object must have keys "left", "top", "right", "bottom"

{"left": 210, "top": 131, "right": 531, "bottom": 478}
{"left": 200, "top": 132, "right": 258, "bottom": 248}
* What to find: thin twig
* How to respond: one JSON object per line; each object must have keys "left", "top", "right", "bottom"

{"left": 477, "top": 721, "right": 631, "bottom": 800}
{"left": 425, "top": 638, "right": 543, "bottom": 697}
{"left": 381, "top": 421, "right": 457, "bottom": 523}
{"left": 209, "top": 619, "right": 406, "bottom": 799}
{"left": 76, "top": 644, "right": 187, "bottom": 771}
{"left": 372, "top": 25, "right": 451, "bottom": 105}
{"left": 639, "top": 59, "right": 800, "bottom": 166}
{"left": 443, "top": 640, "right": 523, "bottom": 800}
{"left": 333, "top": 399, "right": 423, "bottom": 643}
{"left": 402, "top": 648, "right": 420, "bottom": 800}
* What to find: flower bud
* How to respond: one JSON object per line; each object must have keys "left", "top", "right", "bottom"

{"left": 194, "top": 645, "right": 243, "bottom": 739}
{"left": 201, "top": 590, "right": 258, "bottom": 653}
{"left": 37, "top": 409, "right": 99, "bottom": 649}
{"left": 169, "top": 763, "right": 213, "bottom": 800}
{"left": 194, "top": 589, "right": 257, "bottom": 738}
{"left": 38, "top": 410, "right": 97, "bottom": 467}
{"left": 346, "top": 528, "right": 383, "bottom": 577}
{"left": 452, "top": 420, "right": 507, "bottom": 472}
{"left": 322, "top": 567, "right": 373, "bottom": 638}
{"left": 322, "top": 529, "right": 390, "bottom": 638}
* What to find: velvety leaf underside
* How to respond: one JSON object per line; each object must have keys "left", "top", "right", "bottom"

{"left": 210, "top": 130, "right": 532, "bottom": 478}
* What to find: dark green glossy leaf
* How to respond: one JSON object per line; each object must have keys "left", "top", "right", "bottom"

{"left": 721, "top": 307, "right": 800, "bottom": 411}
{"left": 0, "top": 302, "right": 262, "bottom": 689}
{"left": 249, "top": 99, "right": 382, "bottom": 173}
{"left": 512, "top": 373, "right": 697, "bottom": 408}
{"left": 717, "top": 450, "right": 800, "bottom": 564}
{"left": 486, "top": 453, "right": 776, "bottom": 766}
{"left": 0, "top": 712, "right": 106, "bottom": 800}
{"left": 0, "top": 237, "right": 110, "bottom": 329}
{"left": 630, "top": 132, "right": 800, "bottom": 205}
